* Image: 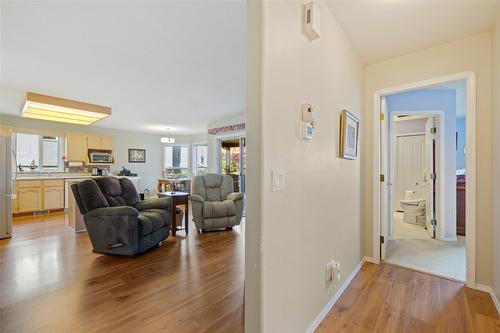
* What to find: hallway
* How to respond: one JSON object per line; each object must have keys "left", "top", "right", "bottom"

{"left": 386, "top": 212, "right": 466, "bottom": 281}
{"left": 316, "top": 263, "right": 500, "bottom": 333}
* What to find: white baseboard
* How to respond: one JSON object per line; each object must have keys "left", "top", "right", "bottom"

{"left": 305, "top": 256, "right": 370, "bottom": 333}
{"left": 438, "top": 236, "right": 458, "bottom": 242}
{"left": 474, "top": 284, "right": 500, "bottom": 315}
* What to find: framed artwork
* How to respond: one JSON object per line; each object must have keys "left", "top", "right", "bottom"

{"left": 339, "top": 109, "right": 359, "bottom": 160}
{"left": 128, "top": 148, "right": 146, "bottom": 163}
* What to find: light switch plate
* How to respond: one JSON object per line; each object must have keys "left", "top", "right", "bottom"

{"left": 271, "top": 169, "right": 286, "bottom": 191}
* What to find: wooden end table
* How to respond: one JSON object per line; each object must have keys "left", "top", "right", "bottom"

{"left": 158, "top": 191, "right": 189, "bottom": 236}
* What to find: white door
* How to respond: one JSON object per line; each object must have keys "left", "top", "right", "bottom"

{"left": 395, "top": 134, "right": 426, "bottom": 206}
{"left": 425, "top": 117, "right": 436, "bottom": 238}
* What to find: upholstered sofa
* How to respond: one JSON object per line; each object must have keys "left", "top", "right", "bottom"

{"left": 71, "top": 177, "right": 171, "bottom": 256}
{"left": 191, "top": 174, "right": 244, "bottom": 232}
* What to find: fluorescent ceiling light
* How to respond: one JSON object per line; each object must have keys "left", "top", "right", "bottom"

{"left": 21, "top": 92, "right": 111, "bottom": 125}
{"left": 161, "top": 137, "right": 175, "bottom": 144}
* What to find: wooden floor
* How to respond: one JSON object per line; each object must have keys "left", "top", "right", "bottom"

{"left": 316, "top": 262, "right": 500, "bottom": 333}
{"left": 2, "top": 215, "right": 499, "bottom": 333}
{"left": 0, "top": 212, "right": 244, "bottom": 333}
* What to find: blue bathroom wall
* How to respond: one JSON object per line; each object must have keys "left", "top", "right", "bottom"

{"left": 386, "top": 89, "right": 456, "bottom": 115}
{"left": 456, "top": 117, "right": 466, "bottom": 171}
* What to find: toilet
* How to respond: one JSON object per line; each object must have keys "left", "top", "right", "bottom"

{"left": 400, "top": 190, "right": 426, "bottom": 225}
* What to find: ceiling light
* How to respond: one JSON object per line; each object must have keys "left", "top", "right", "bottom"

{"left": 21, "top": 92, "right": 111, "bottom": 125}
{"left": 161, "top": 137, "right": 175, "bottom": 144}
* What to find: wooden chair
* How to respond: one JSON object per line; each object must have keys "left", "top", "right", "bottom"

{"left": 157, "top": 179, "right": 174, "bottom": 193}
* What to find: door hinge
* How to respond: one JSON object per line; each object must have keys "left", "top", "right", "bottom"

{"left": 430, "top": 127, "right": 437, "bottom": 134}
{"left": 380, "top": 113, "right": 385, "bottom": 121}
{"left": 380, "top": 236, "right": 385, "bottom": 244}
{"left": 430, "top": 173, "right": 437, "bottom": 180}
{"left": 431, "top": 218, "right": 437, "bottom": 226}
{"left": 380, "top": 174, "right": 385, "bottom": 182}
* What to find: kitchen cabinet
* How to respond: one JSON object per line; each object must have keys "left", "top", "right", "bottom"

{"left": 14, "top": 179, "right": 65, "bottom": 214}
{"left": 66, "top": 132, "right": 113, "bottom": 162}
{"left": 43, "top": 179, "right": 64, "bottom": 210}
{"left": 18, "top": 187, "right": 43, "bottom": 213}
{"left": 87, "top": 135, "right": 113, "bottom": 150}
{"left": 66, "top": 133, "right": 88, "bottom": 162}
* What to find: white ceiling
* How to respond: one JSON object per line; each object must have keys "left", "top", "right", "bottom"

{"left": 0, "top": 1, "right": 245, "bottom": 135}
{"left": 326, "top": 1, "right": 500, "bottom": 64}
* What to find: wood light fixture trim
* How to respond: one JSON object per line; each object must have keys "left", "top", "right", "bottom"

{"left": 21, "top": 92, "right": 111, "bottom": 125}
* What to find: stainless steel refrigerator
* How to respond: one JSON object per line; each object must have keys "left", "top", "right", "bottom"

{"left": 0, "top": 132, "right": 15, "bottom": 239}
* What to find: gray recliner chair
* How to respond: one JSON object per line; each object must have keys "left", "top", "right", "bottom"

{"left": 71, "top": 177, "right": 171, "bottom": 256}
{"left": 191, "top": 174, "right": 244, "bottom": 232}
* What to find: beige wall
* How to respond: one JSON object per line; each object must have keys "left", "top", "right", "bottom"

{"left": 259, "top": 1, "right": 364, "bottom": 331}
{"left": 244, "top": 1, "right": 262, "bottom": 331}
{"left": 364, "top": 33, "right": 493, "bottom": 285}
{"left": 492, "top": 13, "right": 500, "bottom": 301}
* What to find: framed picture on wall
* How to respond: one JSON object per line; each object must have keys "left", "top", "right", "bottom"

{"left": 128, "top": 148, "right": 146, "bottom": 163}
{"left": 339, "top": 109, "right": 359, "bottom": 160}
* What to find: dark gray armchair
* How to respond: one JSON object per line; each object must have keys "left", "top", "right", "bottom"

{"left": 71, "top": 177, "right": 171, "bottom": 256}
{"left": 191, "top": 174, "right": 244, "bottom": 232}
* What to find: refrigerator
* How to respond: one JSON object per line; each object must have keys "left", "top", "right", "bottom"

{"left": 0, "top": 132, "right": 15, "bottom": 239}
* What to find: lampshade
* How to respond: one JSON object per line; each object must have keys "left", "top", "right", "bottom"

{"left": 21, "top": 92, "right": 111, "bottom": 125}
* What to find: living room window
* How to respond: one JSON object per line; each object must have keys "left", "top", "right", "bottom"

{"left": 16, "top": 133, "right": 63, "bottom": 170}
{"left": 164, "top": 145, "right": 189, "bottom": 178}
{"left": 192, "top": 144, "right": 208, "bottom": 175}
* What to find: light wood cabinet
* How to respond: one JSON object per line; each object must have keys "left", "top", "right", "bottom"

{"left": 43, "top": 187, "right": 64, "bottom": 210}
{"left": 66, "top": 132, "right": 113, "bottom": 162}
{"left": 15, "top": 179, "right": 65, "bottom": 214}
{"left": 101, "top": 136, "right": 113, "bottom": 150}
{"left": 66, "top": 133, "right": 88, "bottom": 162}
{"left": 86, "top": 136, "right": 101, "bottom": 149}
{"left": 18, "top": 187, "right": 43, "bottom": 213}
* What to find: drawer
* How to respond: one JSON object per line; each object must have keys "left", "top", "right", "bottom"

{"left": 17, "top": 180, "right": 43, "bottom": 188}
{"left": 43, "top": 179, "right": 65, "bottom": 187}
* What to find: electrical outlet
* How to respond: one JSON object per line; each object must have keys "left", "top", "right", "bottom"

{"left": 326, "top": 260, "right": 341, "bottom": 283}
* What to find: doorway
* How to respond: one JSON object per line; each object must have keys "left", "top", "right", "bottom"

{"left": 373, "top": 72, "right": 476, "bottom": 286}
{"left": 219, "top": 137, "right": 246, "bottom": 193}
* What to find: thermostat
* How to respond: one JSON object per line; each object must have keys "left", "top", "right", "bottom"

{"left": 301, "top": 121, "right": 314, "bottom": 140}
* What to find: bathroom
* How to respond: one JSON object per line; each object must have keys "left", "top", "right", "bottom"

{"left": 383, "top": 80, "right": 467, "bottom": 282}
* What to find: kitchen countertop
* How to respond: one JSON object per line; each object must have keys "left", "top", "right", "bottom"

{"left": 16, "top": 173, "right": 140, "bottom": 181}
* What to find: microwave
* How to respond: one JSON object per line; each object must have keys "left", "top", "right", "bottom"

{"left": 89, "top": 152, "right": 114, "bottom": 164}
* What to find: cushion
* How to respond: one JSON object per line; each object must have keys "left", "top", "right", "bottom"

{"left": 73, "top": 179, "right": 109, "bottom": 214}
{"left": 203, "top": 200, "right": 236, "bottom": 218}
{"left": 94, "top": 177, "right": 139, "bottom": 207}
{"left": 138, "top": 209, "right": 168, "bottom": 236}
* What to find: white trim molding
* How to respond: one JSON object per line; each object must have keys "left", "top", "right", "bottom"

{"left": 372, "top": 71, "right": 477, "bottom": 288}
{"left": 305, "top": 257, "right": 372, "bottom": 333}
{"left": 475, "top": 284, "right": 500, "bottom": 315}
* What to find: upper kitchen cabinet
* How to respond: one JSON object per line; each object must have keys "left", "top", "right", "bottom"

{"left": 65, "top": 133, "right": 114, "bottom": 162}
{"left": 87, "top": 135, "right": 113, "bottom": 150}
{"left": 65, "top": 133, "right": 88, "bottom": 162}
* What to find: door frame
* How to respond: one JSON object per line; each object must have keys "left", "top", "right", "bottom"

{"left": 216, "top": 133, "right": 246, "bottom": 192}
{"left": 372, "top": 71, "right": 476, "bottom": 287}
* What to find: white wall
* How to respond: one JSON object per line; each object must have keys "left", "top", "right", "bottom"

{"left": 492, "top": 12, "right": 500, "bottom": 304}
{"left": 364, "top": 32, "right": 493, "bottom": 285}
{"left": 258, "top": 2, "right": 364, "bottom": 331}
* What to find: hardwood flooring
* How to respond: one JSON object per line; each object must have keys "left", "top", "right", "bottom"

{"left": 0, "top": 212, "right": 244, "bottom": 332}
{"left": 316, "top": 262, "right": 500, "bottom": 333}
{"left": 2, "top": 214, "right": 499, "bottom": 333}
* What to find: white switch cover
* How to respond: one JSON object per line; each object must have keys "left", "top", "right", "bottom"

{"left": 271, "top": 169, "right": 286, "bottom": 191}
